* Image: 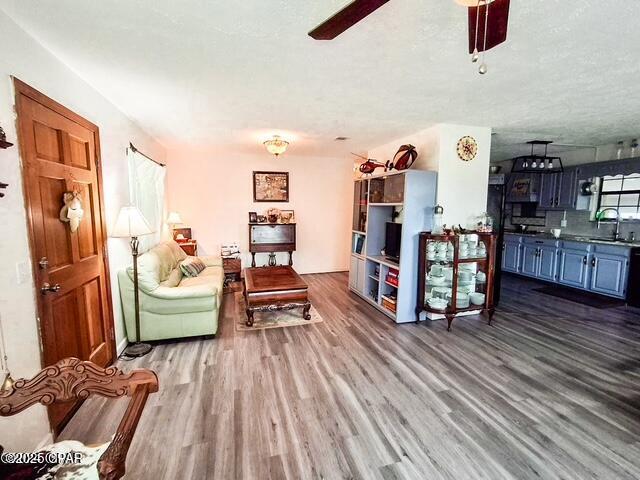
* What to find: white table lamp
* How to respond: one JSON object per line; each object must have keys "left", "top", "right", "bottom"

{"left": 166, "top": 211, "right": 182, "bottom": 225}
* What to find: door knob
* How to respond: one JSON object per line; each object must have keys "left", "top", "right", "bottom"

{"left": 41, "top": 283, "right": 61, "bottom": 294}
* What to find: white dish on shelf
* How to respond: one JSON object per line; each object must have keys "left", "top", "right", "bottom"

{"left": 427, "top": 298, "right": 447, "bottom": 310}
{"left": 476, "top": 271, "right": 487, "bottom": 282}
{"left": 431, "top": 286, "right": 451, "bottom": 297}
{"left": 469, "top": 292, "right": 486, "bottom": 305}
{"left": 458, "top": 284, "right": 475, "bottom": 293}
{"left": 427, "top": 275, "right": 446, "bottom": 285}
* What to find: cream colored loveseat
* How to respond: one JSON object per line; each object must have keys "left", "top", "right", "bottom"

{"left": 118, "top": 241, "right": 224, "bottom": 341}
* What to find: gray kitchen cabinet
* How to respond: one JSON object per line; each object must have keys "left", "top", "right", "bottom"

{"left": 504, "top": 235, "right": 631, "bottom": 299}
{"left": 520, "top": 244, "right": 539, "bottom": 277}
{"left": 539, "top": 173, "right": 559, "bottom": 209}
{"left": 537, "top": 245, "right": 558, "bottom": 281}
{"left": 558, "top": 248, "right": 591, "bottom": 289}
{"left": 557, "top": 168, "right": 578, "bottom": 209}
{"left": 502, "top": 240, "right": 521, "bottom": 273}
{"left": 538, "top": 168, "right": 577, "bottom": 210}
{"left": 590, "top": 252, "right": 629, "bottom": 298}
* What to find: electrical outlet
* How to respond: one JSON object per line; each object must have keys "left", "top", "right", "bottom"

{"left": 16, "top": 261, "right": 31, "bottom": 284}
{"left": 561, "top": 218, "right": 568, "bottom": 228}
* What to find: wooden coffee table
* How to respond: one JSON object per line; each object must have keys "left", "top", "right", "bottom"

{"left": 243, "top": 266, "right": 311, "bottom": 327}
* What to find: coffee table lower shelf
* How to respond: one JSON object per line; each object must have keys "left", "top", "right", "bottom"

{"left": 243, "top": 266, "right": 312, "bottom": 327}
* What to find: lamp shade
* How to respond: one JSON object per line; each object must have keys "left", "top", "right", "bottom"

{"left": 111, "top": 206, "right": 154, "bottom": 238}
{"left": 166, "top": 211, "right": 183, "bottom": 225}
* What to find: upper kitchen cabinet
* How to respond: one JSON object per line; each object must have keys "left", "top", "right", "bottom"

{"left": 537, "top": 167, "right": 578, "bottom": 210}
{"left": 557, "top": 168, "right": 578, "bottom": 209}
{"left": 538, "top": 173, "right": 558, "bottom": 209}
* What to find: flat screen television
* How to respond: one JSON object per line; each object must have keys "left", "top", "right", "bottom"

{"left": 385, "top": 222, "right": 402, "bottom": 261}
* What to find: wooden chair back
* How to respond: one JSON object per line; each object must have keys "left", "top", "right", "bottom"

{"left": 0, "top": 357, "right": 158, "bottom": 480}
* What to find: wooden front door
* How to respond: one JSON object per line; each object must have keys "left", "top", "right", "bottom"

{"left": 14, "top": 79, "right": 115, "bottom": 433}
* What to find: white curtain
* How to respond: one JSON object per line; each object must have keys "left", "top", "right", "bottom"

{"left": 128, "top": 148, "right": 166, "bottom": 252}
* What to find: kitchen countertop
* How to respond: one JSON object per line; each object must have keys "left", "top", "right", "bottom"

{"left": 503, "top": 231, "right": 640, "bottom": 248}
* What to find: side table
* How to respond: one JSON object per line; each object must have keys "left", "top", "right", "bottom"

{"left": 178, "top": 240, "right": 198, "bottom": 256}
{"left": 223, "top": 257, "right": 242, "bottom": 293}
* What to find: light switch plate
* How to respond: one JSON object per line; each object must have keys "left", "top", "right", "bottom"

{"left": 16, "top": 261, "right": 31, "bottom": 284}
{"left": 561, "top": 219, "right": 568, "bottom": 227}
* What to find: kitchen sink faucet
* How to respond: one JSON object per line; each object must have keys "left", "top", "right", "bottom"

{"left": 596, "top": 207, "right": 622, "bottom": 241}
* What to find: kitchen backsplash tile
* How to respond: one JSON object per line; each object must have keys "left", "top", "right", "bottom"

{"left": 505, "top": 205, "right": 637, "bottom": 241}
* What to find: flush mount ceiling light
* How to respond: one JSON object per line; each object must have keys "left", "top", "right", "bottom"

{"left": 263, "top": 135, "right": 289, "bottom": 157}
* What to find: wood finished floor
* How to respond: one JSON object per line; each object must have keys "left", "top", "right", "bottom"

{"left": 61, "top": 272, "right": 640, "bottom": 479}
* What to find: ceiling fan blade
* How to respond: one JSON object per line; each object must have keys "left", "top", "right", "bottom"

{"left": 468, "top": 0, "right": 510, "bottom": 53}
{"left": 309, "top": 0, "right": 391, "bottom": 40}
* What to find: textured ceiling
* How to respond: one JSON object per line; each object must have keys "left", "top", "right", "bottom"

{"left": 1, "top": 0, "right": 639, "bottom": 161}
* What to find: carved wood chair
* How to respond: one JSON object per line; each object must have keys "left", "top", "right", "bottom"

{"left": 0, "top": 357, "right": 159, "bottom": 479}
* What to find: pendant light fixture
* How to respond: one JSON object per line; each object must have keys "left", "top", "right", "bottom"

{"left": 263, "top": 135, "right": 289, "bottom": 157}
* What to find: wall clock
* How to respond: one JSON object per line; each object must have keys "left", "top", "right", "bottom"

{"left": 457, "top": 136, "right": 478, "bottom": 162}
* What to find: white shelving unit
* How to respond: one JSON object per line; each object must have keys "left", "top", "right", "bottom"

{"left": 348, "top": 169, "right": 437, "bottom": 323}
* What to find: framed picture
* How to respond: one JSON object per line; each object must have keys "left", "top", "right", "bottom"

{"left": 249, "top": 211, "right": 258, "bottom": 223}
{"left": 253, "top": 171, "right": 289, "bottom": 202}
{"left": 280, "top": 209, "right": 295, "bottom": 223}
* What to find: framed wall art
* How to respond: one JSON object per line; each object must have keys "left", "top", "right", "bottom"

{"left": 253, "top": 171, "right": 289, "bottom": 202}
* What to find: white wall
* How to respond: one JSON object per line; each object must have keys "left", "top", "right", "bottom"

{"left": 0, "top": 10, "right": 165, "bottom": 450}
{"left": 368, "top": 123, "right": 492, "bottom": 226}
{"left": 165, "top": 148, "right": 352, "bottom": 274}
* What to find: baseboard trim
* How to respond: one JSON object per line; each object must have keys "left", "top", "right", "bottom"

{"left": 116, "top": 337, "right": 129, "bottom": 356}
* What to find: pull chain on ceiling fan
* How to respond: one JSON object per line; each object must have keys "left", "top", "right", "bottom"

{"left": 471, "top": 0, "right": 481, "bottom": 62}
{"left": 479, "top": 0, "right": 490, "bottom": 74}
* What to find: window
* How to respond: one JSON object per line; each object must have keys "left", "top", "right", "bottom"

{"left": 128, "top": 147, "right": 166, "bottom": 252}
{"left": 598, "top": 173, "right": 640, "bottom": 220}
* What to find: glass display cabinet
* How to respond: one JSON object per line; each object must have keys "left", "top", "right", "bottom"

{"left": 416, "top": 231, "right": 498, "bottom": 331}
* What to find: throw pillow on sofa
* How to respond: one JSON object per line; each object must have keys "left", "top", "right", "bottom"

{"left": 180, "top": 257, "right": 206, "bottom": 277}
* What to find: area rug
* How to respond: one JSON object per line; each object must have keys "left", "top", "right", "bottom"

{"left": 533, "top": 285, "right": 625, "bottom": 309}
{"left": 235, "top": 293, "right": 324, "bottom": 332}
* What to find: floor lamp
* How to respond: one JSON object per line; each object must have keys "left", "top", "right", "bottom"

{"left": 112, "top": 206, "right": 154, "bottom": 358}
